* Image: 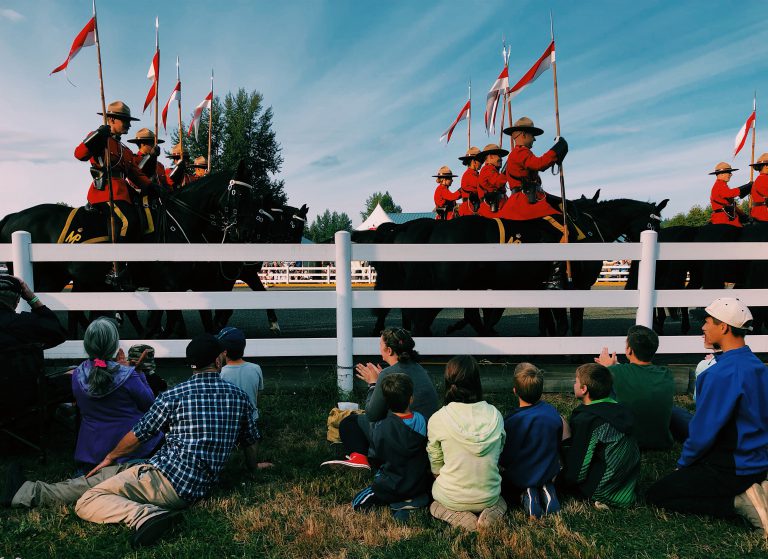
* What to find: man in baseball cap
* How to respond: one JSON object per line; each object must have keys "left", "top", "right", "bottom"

{"left": 648, "top": 298, "right": 768, "bottom": 535}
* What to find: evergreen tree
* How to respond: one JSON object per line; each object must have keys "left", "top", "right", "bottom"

{"left": 361, "top": 191, "right": 402, "bottom": 220}
{"left": 307, "top": 210, "right": 353, "bottom": 243}
{"left": 170, "top": 89, "right": 286, "bottom": 204}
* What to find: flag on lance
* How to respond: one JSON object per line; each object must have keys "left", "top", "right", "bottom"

{"left": 161, "top": 81, "right": 181, "bottom": 130}
{"left": 188, "top": 91, "right": 213, "bottom": 139}
{"left": 439, "top": 100, "right": 471, "bottom": 143}
{"left": 485, "top": 66, "right": 509, "bottom": 134}
{"left": 50, "top": 17, "right": 96, "bottom": 74}
{"left": 508, "top": 41, "right": 555, "bottom": 101}
{"left": 143, "top": 50, "right": 160, "bottom": 112}
{"left": 733, "top": 108, "right": 756, "bottom": 158}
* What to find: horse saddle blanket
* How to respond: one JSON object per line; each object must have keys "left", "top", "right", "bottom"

{"left": 492, "top": 216, "right": 587, "bottom": 245}
{"left": 56, "top": 206, "right": 114, "bottom": 244}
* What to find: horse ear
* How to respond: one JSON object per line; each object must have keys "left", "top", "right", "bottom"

{"left": 300, "top": 204, "right": 308, "bottom": 217}
{"left": 592, "top": 189, "right": 601, "bottom": 202}
{"left": 656, "top": 199, "right": 669, "bottom": 213}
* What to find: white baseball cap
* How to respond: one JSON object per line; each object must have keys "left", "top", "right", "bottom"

{"left": 705, "top": 298, "right": 753, "bottom": 330}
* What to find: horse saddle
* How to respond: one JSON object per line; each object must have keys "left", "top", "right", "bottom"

{"left": 56, "top": 206, "right": 114, "bottom": 244}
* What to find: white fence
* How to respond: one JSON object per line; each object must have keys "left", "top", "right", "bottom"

{"left": 255, "top": 263, "right": 629, "bottom": 285}
{"left": 3, "top": 230, "right": 767, "bottom": 392}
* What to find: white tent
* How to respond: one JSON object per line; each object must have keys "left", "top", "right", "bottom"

{"left": 355, "top": 203, "right": 393, "bottom": 231}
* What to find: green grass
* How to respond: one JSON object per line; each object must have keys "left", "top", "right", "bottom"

{"left": 1, "top": 368, "right": 766, "bottom": 559}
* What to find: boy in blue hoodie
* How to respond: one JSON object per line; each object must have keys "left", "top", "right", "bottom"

{"left": 647, "top": 298, "right": 768, "bottom": 535}
{"left": 351, "top": 373, "right": 430, "bottom": 519}
{"left": 499, "top": 363, "right": 562, "bottom": 517}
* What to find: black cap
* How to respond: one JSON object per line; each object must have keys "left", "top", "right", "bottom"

{"left": 217, "top": 326, "right": 246, "bottom": 353}
{"left": 186, "top": 334, "right": 222, "bottom": 369}
{"left": 0, "top": 275, "right": 22, "bottom": 295}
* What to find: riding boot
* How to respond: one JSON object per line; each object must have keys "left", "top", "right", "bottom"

{"left": 545, "top": 261, "right": 565, "bottom": 290}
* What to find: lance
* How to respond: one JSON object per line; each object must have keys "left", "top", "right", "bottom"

{"left": 467, "top": 80, "right": 471, "bottom": 150}
{"left": 550, "top": 11, "right": 572, "bottom": 283}
{"left": 498, "top": 41, "right": 509, "bottom": 148}
{"left": 750, "top": 92, "right": 757, "bottom": 210}
{"left": 207, "top": 69, "right": 214, "bottom": 173}
{"left": 92, "top": 0, "right": 116, "bottom": 255}
{"left": 153, "top": 17, "right": 160, "bottom": 147}
{"left": 175, "top": 56, "right": 184, "bottom": 168}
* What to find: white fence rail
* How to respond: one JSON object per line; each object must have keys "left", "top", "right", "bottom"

{"left": 3, "top": 230, "right": 767, "bottom": 393}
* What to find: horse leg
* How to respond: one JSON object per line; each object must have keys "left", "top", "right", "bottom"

{"left": 570, "top": 308, "right": 585, "bottom": 337}
{"left": 199, "top": 310, "right": 216, "bottom": 334}
{"left": 654, "top": 308, "right": 666, "bottom": 335}
{"left": 371, "top": 308, "right": 390, "bottom": 336}
{"left": 449, "top": 309, "right": 479, "bottom": 335}
{"left": 162, "top": 310, "right": 187, "bottom": 338}
{"left": 553, "top": 308, "right": 569, "bottom": 336}
{"left": 123, "top": 310, "right": 144, "bottom": 337}
{"left": 145, "top": 311, "right": 163, "bottom": 338}
{"left": 481, "top": 308, "right": 504, "bottom": 336}
{"left": 213, "top": 309, "right": 234, "bottom": 332}
{"left": 539, "top": 309, "right": 556, "bottom": 336}
{"left": 680, "top": 307, "right": 690, "bottom": 335}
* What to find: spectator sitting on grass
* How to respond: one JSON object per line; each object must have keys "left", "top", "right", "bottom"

{"left": 560, "top": 363, "right": 640, "bottom": 508}
{"left": 594, "top": 325, "right": 675, "bottom": 450}
{"left": 217, "top": 326, "right": 273, "bottom": 469}
{"left": 499, "top": 363, "right": 562, "bottom": 518}
{"left": 428, "top": 355, "right": 507, "bottom": 531}
{"left": 71, "top": 318, "right": 162, "bottom": 477}
{"left": 127, "top": 344, "right": 167, "bottom": 397}
{"left": 351, "top": 373, "right": 431, "bottom": 521}
{"left": 324, "top": 328, "right": 438, "bottom": 470}
{"left": 646, "top": 298, "right": 768, "bottom": 536}
{"left": 2, "top": 334, "right": 268, "bottom": 549}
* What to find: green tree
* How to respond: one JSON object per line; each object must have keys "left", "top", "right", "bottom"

{"left": 361, "top": 191, "right": 402, "bottom": 220}
{"left": 307, "top": 210, "right": 353, "bottom": 243}
{"left": 662, "top": 204, "right": 712, "bottom": 227}
{"left": 171, "top": 89, "right": 286, "bottom": 204}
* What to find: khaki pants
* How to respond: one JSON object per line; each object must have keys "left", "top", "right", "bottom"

{"left": 74, "top": 464, "right": 187, "bottom": 529}
{"left": 13, "top": 464, "right": 187, "bottom": 529}
{"left": 12, "top": 464, "right": 133, "bottom": 508}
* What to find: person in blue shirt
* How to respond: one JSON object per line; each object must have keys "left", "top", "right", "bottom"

{"left": 647, "top": 298, "right": 768, "bottom": 535}
{"left": 499, "top": 363, "right": 563, "bottom": 517}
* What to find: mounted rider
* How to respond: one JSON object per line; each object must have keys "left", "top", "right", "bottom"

{"left": 74, "top": 101, "right": 158, "bottom": 242}
{"left": 127, "top": 128, "right": 170, "bottom": 188}
{"left": 458, "top": 146, "right": 482, "bottom": 216}
{"left": 749, "top": 153, "right": 768, "bottom": 223}
{"left": 191, "top": 156, "right": 209, "bottom": 178}
{"left": 477, "top": 143, "right": 509, "bottom": 214}
{"left": 708, "top": 162, "right": 752, "bottom": 227}
{"left": 433, "top": 166, "right": 461, "bottom": 220}
{"left": 502, "top": 117, "right": 568, "bottom": 220}
{"left": 166, "top": 144, "right": 194, "bottom": 189}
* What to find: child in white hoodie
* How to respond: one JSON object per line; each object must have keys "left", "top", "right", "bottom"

{"left": 427, "top": 355, "right": 506, "bottom": 531}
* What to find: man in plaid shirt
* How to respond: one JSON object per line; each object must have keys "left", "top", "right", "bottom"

{"left": 4, "top": 334, "right": 270, "bottom": 548}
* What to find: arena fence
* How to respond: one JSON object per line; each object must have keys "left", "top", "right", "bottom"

{"left": 3, "top": 230, "right": 767, "bottom": 392}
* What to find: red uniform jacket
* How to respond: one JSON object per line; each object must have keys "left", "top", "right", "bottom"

{"left": 165, "top": 166, "right": 195, "bottom": 190}
{"left": 478, "top": 164, "right": 507, "bottom": 196}
{"left": 460, "top": 168, "right": 480, "bottom": 199}
{"left": 434, "top": 184, "right": 461, "bottom": 220}
{"left": 710, "top": 179, "right": 745, "bottom": 227}
{"left": 751, "top": 174, "right": 768, "bottom": 222}
{"left": 75, "top": 135, "right": 152, "bottom": 204}
{"left": 501, "top": 144, "right": 560, "bottom": 220}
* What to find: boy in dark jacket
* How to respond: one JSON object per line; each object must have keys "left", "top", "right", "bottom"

{"left": 561, "top": 363, "right": 640, "bottom": 508}
{"left": 499, "top": 363, "right": 563, "bottom": 517}
{"left": 351, "top": 373, "right": 430, "bottom": 518}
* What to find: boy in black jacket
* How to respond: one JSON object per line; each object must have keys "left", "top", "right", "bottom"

{"left": 351, "top": 373, "right": 430, "bottom": 518}
{"left": 561, "top": 363, "right": 640, "bottom": 508}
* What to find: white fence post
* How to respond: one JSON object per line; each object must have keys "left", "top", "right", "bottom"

{"left": 335, "top": 231, "right": 353, "bottom": 394}
{"left": 636, "top": 230, "right": 658, "bottom": 327}
{"left": 11, "top": 231, "right": 34, "bottom": 312}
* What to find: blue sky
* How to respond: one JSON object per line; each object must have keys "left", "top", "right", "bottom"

{"left": 1, "top": 0, "right": 766, "bottom": 223}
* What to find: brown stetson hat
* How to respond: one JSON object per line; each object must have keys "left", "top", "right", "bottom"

{"left": 458, "top": 146, "right": 481, "bottom": 164}
{"left": 127, "top": 128, "right": 164, "bottom": 145}
{"left": 432, "top": 165, "right": 458, "bottom": 178}
{"left": 479, "top": 143, "right": 509, "bottom": 159}
{"left": 97, "top": 100, "right": 140, "bottom": 122}
{"left": 708, "top": 161, "right": 739, "bottom": 175}
{"left": 503, "top": 116, "right": 544, "bottom": 137}
{"left": 192, "top": 156, "right": 208, "bottom": 169}
{"left": 749, "top": 153, "right": 768, "bottom": 168}
{"left": 169, "top": 144, "right": 190, "bottom": 159}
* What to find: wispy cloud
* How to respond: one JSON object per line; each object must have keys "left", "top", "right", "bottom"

{"left": 0, "top": 9, "right": 23, "bottom": 23}
{"left": 310, "top": 155, "right": 341, "bottom": 168}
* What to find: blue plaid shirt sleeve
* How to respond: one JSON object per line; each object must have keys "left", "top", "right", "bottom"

{"left": 237, "top": 400, "right": 259, "bottom": 447}
{"left": 133, "top": 393, "right": 173, "bottom": 442}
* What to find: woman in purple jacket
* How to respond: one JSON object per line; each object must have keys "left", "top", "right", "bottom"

{"left": 71, "top": 318, "right": 162, "bottom": 475}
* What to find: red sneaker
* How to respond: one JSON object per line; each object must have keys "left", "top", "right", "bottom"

{"left": 320, "top": 452, "right": 371, "bottom": 471}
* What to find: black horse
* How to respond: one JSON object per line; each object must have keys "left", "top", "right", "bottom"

{"left": 194, "top": 203, "right": 309, "bottom": 335}
{"left": 357, "top": 197, "right": 668, "bottom": 337}
{"left": 0, "top": 169, "right": 256, "bottom": 337}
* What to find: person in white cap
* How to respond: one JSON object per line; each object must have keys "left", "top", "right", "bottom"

{"left": 647, "top": 298, "right": 768, "bottom": 535}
